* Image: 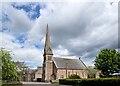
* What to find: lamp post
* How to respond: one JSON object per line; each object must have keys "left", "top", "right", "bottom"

{"left": 66, "top": 63, "right": 68, "bottom": 78}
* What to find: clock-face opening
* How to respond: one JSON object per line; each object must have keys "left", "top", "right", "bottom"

{"left": 48, "top": 56, "right": 52, "bottom": 60}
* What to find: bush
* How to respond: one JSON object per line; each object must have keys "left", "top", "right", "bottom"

{"left": 59, "top": 78, "right": 120, "bottom": 86}
{"left": 68, "top": 74, "right": 81, "bottom": 79}
{"left": 59, "top": 79, "right": 79, "bottom": 85}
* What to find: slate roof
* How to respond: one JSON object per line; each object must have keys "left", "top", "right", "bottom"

{"left": 53, "top": 57, "right": 88, "bottom": 70}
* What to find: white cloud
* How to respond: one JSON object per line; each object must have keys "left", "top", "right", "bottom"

{"left": 53, "top": 45, "right": 69, "bottom": 57}
{"left": 0, "top": 32, "right": 43, "bottom": 67}
{"left": 12, "top": 48, "right": 43, "bottom": 67}
{"left": 1, "top": 1, "right": 118, "bottom": 68}
{"left": 0, "top": 32, "right": 21, "bottom": 50}
{"left": 2, "top": 3, "right": 34, "bottom": 35}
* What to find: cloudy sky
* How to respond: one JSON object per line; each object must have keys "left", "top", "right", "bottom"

{"left": 1, "top": 0, "right": 118, "bottom": 69}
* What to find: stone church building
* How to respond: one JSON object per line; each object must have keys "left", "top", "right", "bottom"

{"left": 36, "top": 24, "right": 88, "bottom": 81}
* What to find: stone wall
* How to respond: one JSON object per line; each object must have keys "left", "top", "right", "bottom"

{"left": 56, "top": 69, "right": 88, "bottom": 79}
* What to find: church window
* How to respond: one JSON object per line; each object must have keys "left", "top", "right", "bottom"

{"left": 60, "top": 75, "right": 64, "bottom": 79}
{"left": 82, "top": 72, "right": 84, "bottom": 77}
{"left": 76, "top": 72, "right": 77, "bottom": 75}
{"left": 68, "top": 72, "right": 70, "bottom": 77}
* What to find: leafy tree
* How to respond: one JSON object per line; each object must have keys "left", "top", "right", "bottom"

{"left": 95, "top": 48, "right": 120, "bottom": 77}
{"left": 0, "top": 48, "right": 18, "bottom": 81}
{"left": 68, "top": 74, "right": 81, "bottom": 79}
{"left": 14, "top": 61, "right": 29, "bottom": 81}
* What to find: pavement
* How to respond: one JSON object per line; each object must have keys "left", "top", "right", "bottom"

{"left": 21, "top": 82, "right": 71, "bottom": 86}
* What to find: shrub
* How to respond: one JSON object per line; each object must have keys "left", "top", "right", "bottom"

{"left": 59, "top": 78, "right": 120, "bottom": 86}
{"left": 59, "top": 79, "right": 81, "bottom": 85}
{"left": 68, "top": 74, "right": 81, "bottom": 79}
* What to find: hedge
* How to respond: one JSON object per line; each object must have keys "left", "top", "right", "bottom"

{"left": 59, "top": 78, "right": 120, "bottom": 86}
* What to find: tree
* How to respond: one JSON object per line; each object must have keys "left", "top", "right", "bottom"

{"left": 95, "top": 48, "right": 120, "bottom": 77}
{"left": 68, "top": 74, "right": 81, "bottom": 79}
{"left": 0, "top": 48, "right": 18, "bottom": 81}
{"left": 14, "top": 61, "right": 29, "bottom": 81}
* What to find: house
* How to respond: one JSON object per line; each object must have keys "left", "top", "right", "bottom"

{"left": 33, "top": 67, "right": 42, "bottom": 82}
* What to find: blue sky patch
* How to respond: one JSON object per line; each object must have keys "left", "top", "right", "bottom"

{"left": 0, "top": 28, "right": 10, "bottom": 32}
{"left": 16, "top": 33, "right": 27, "bottom": 44}
{"left": 34, "top": 43, "right": 42, "bottom": 49}
{"left": 11, "top": 2, "right": 46, "bottom": 20}
{"left": 2, "top": 12, "right": 10, "bottom": 22}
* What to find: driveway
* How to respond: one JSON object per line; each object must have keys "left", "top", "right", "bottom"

{"left": 21, "top": 82, "right": 71, "bottom": 86}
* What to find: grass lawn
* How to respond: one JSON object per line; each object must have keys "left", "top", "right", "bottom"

{"left": 51, "top": 81, "right": 59, "bottom": 84}
{"left": 0, "top": 81, "right": 2, "bottom": 86}
{"left": 2, "top": 81, "right": 22, "bottom": 86}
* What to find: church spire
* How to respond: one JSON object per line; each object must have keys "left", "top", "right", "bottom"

{"left": 44, "top": 24, "right": 53, "bottom": 56}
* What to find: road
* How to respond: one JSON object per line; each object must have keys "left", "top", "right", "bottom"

{"left": 21, "top": 82, "right": 71, "bottom": 86}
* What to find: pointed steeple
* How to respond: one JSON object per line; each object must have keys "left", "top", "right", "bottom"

{"left": 44, "top": 24, "right": 53, "bottom": 55}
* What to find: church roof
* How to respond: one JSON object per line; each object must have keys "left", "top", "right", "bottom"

{"left": 53, "top": 57, "right": 88, "bottom": 70}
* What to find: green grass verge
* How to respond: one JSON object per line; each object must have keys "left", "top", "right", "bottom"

{"left": 0, "top": 81, "right": 2, "bottom": 86}
{"left": 51, "top": 81, "right": 59, "bottom": 84}
{"left": 2, "top": 82, "right": 22, "bottom": 86}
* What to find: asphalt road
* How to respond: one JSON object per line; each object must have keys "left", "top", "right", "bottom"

{"left": 22, "top": 82, "right": 71, "bottom": 86}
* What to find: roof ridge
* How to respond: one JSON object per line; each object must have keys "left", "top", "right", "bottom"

{"left": 53, "top": 57, "right": 79, "bottom": 60}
